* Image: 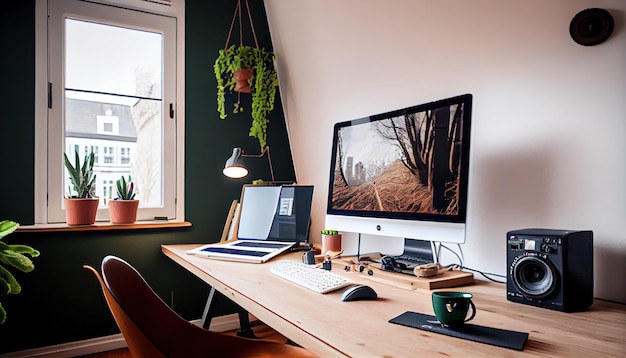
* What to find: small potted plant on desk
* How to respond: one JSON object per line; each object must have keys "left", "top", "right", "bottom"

{"left": 108, "top": 175, "right": 139, "bottom": 224}
{"left": 321, "top": 230, "right": 342, "bottom": 254}
{"left": 64, "top": 151, "right": 98, "bottom": 225}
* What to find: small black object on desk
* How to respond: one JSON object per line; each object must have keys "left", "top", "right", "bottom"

{"left": 381, "top": 256, "right": 414, "bottom": 275}
{"left": 341, "top": 285, "right": 378, "bottom": 301}
{"left": 302, "top": 251, "right": 315, "bottom": 265}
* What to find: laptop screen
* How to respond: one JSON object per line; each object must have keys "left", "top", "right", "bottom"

{"left": 237, "top": 185, "right": 314, "bottom": 243}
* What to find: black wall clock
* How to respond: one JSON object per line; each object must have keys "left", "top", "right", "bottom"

{"left": 569, "top": 8, "right": 614, "bottom": 46}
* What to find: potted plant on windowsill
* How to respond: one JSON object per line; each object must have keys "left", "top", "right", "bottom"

{"left": 0, "top": 220, "right": 40, "bottom": 324}
{"left": 63, "top": 151, "right": 99, "bottom": 225}
{"left": 214, "top": 44, "right": 278, "bottom": 150}
{"left": 108, "top": 175, "right": 139, "bottom": 224}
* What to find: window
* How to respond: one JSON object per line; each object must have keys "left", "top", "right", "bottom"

{"left": 121, "top": 147, "right": 131, "bottom": 164}
{"left": 96, "top": 110, "right": 120, "bottom": 135}
{"left": 103, "top": 179, "right": 114, "bottom": 204}
{"left": 35, "top": 0, "right": 185, "bottom": 224}
{"left": 103, "top": 147, "right": 115, "bottom": 165}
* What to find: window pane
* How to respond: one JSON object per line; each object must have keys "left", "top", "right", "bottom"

{"left": 65, "top": 19, "right": 162, "bottom": 99}
{"left": 64, "top": 20, "right": 164, "bottom": 208}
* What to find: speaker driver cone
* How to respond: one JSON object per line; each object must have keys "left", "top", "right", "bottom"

{"left": 512, "top": 256, "right": 557, "bottom": 299}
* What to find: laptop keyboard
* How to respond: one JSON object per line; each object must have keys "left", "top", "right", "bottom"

{"left": 199, "top": 247, "right": 268, "bottom": 257}
{"left": 270, "top": 260, "right": 352, "bottom": 293}
{"left": 233, "top": 241, "right": 292, "bottom": 249}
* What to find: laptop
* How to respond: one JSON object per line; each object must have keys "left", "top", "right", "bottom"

{"left": 187, "top": 184, "right": 314, "bottom": 263}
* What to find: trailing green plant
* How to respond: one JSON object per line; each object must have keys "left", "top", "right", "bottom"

{"left": 63, "top": 151, "right": 96, "bottom": 198}
{"left": 115, "top": 175, "right": 136, "bottom": 200}
{"left": 321, "top": 230, "right": 339, "bottom": 235}
{"left": 0, "top": 220, "right": 40, "bottom": 324}
{"left": 214, "top": 44, "right": 278, "bottom": 150}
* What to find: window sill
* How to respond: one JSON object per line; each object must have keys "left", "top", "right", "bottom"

{"left": 16, "top": 221, "right": 192, "bottom": 233}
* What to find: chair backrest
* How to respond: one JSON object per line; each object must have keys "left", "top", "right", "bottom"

{"left": 83, "top": 263, "right": 165, "bottom": 357}
{"left": 85, "top": 255, "right": 318, "bottom": 358}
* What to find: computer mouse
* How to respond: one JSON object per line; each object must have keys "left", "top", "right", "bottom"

{"left": 341, "top": 285, "right": 377, "bottom": 301}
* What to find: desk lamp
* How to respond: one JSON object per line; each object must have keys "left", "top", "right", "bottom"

{"left": 223, "top": 146, "right": 275, "bottom": 182}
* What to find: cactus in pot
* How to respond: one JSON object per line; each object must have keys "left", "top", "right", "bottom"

{"left": 109, "top": 175, "right": 139, "bottom": 224}
{"left": 64, "top": 151, "right": 96, "bottom": 199}
{"left": 63, "top": 151, "right": 99, "bottom": 225}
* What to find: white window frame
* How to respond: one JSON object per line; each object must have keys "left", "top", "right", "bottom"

{"left": 34, "top": 0, "right": 185, "bottom": 225}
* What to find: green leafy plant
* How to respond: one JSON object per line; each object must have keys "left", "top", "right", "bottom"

{"left": 63, "top": 151, "right": 96, "bottom": 198}
{"left": 115, "top": 175, "right": 136, "bottom": 200}
{"left": 214, "top": 44, "right": 278, "bottom": 150}
{"left": 0, "top": 220, "right": 40, "bottom": 324}
{"left": 321, "top": 230, "right": 339, "bottom": 235}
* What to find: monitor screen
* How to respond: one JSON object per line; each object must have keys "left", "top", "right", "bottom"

{"left": 325, "top": 94, "right": 472, "bottom": 243}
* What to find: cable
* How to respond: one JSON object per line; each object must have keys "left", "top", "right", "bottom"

{"left": 438, "top": 243, "right": 464, "bottom": 268}
{"left": 448, "top": 264, "right": 507, "bottom": 284}
{"left": 456, "top": 243, "right": 465, "bottom": 263}
{"left": 436, "top": 243, "right": 506, "bottom": 284}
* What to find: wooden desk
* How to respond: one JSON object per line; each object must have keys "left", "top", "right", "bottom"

{"left": 163, "top": 244, "right": 626, "bottom": 357}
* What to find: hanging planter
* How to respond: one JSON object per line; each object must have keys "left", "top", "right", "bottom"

{"left": 233, "top": 68, "right": 253, "bottom": 93}
{"left": 214, "top": 0, "right": 278, "bottom": 151}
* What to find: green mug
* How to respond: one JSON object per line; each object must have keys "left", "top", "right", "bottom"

{"left": 432, "top": 291, "right": 476, "bottom": 326}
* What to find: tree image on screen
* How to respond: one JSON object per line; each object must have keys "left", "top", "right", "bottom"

{"left": 331, "top": 103, "right": 466, "bottom": 216}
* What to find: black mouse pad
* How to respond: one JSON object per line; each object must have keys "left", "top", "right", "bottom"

{"left": 389, "top": 311, "right": 528, "bottom": 351}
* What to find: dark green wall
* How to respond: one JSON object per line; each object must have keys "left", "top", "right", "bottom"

{"left": 0, "top": 0, "right": 296, "bottom": 354}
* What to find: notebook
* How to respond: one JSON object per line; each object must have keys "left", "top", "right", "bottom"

{"left": 187, "top": 184, "right": 314, "bottom": 263}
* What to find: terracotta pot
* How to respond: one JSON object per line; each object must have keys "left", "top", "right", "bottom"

{"left": 322, "top": 234, "right": 342, "bottom": 254}
{"left": 233, "top": 68, "right": 253, "bottom": 93}
{"left": 65, "top": 197, "right": 99, "bottom": 226}
{"left": 108, "top": 200, "right": 139, "bottom": 224}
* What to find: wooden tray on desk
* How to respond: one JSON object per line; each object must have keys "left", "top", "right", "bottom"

{"left": 334, "top": 258, "right": 474, "bottom": 290}
{"left": 371, "top": 267, "right": 474, "bottom": 290}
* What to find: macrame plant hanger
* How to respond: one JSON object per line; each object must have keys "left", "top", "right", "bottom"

{"left": 224, "top": 0, "right": 260, "bottom": 97}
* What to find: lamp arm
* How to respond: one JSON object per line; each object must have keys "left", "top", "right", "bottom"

{"left": 239, "top": 145, "right": 275, "bottom": 182}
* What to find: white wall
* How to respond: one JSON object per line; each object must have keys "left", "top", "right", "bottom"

{"left": 264, "top": 0, "right": 626, "bottom": 303}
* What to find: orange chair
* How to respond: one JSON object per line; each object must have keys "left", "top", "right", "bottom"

{"left": 84, "top": 255, "right": 317, "bottom": 358}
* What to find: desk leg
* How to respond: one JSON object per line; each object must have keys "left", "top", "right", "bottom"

{"left": 236, "top": 309, "right": 256, "bottom": 338}
{"left": 201, "top": 287, "right": 219, "bottom": 329}
{"left": 201, "top": 287, "right": 256, "bottom": 338}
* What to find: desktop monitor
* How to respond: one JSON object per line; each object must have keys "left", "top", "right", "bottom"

{"left": 325, "top": 94, "right": 473, "bottom": 244}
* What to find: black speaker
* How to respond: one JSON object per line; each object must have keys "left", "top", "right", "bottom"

{"left": 506, "top": 229, "right": 593, "bottom": 312}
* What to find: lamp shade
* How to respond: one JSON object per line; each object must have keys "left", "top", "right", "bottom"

{"left": 223, "top": 147, "right": 249, "bottom": 179}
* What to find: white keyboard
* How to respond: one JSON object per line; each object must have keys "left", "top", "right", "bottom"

{"left": 270, "top": 260, "right": 352, "bottom": 293}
